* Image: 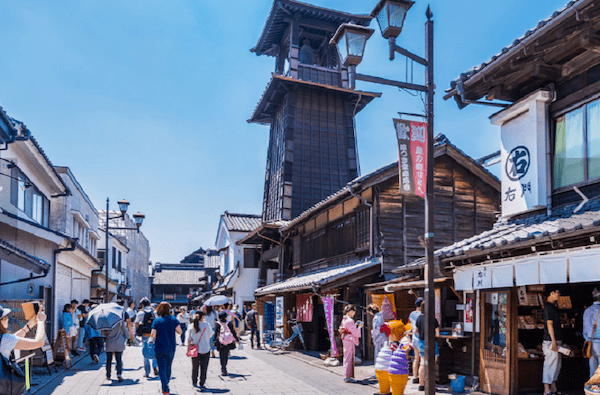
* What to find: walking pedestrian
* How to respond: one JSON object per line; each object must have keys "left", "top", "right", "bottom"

{"left": 367, "top": 303, "right": 387, "bottom": 375}
{"left": 136, "top": 297, "right": 159, "bottom": 377}
{"left": 86, "top": 320, "right": 103, "bottom": 364}
{"left": 126, "top": 302, "right": 137, "bottom": 346}
{"left": 76, "top": 299, "right": 89, "bottom": 352}
{"left": 213, "top": 311, "right": 239, "bottom": 376}
{"left": 151, "top": 302, "right": 182, "bottom": 395}
{"left": 70, "top": 300, "right": 81, "bottom": 354}
{"left": 542, "top": 287, "right": 563, "bottom": 395}
{"left": 415, "top": 303, "right": 439, "bottom": 392}
{"left": 409, "top": 297, "right": 423, "bottom": 383}
{"left": 340, "top": 304, "right": 363, "bottom": 383}
{"left": 204, "top": 305, "right": 217, "bottom": 358}
{"left": 231, "top": 306, "right": 243, "bottom": 336}
{"left": 102, "top": 316, "right": 130, "bottom": 382}
{"left": 177, "top": 307, "right": 190, "bottom": 346}
{"left": 187, "top": 312, "right": 213, "bottom": 391}
{"left": 584, "top": 287, "right": 600, "bottom": 378}
{"left": 245, "top": 303, "right": 260, "bottom": 349}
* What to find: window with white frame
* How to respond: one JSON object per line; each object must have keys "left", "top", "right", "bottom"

{"left": 554, "top": 98, "right": 600, "bottom": 189}
{"left": 10, "top": 167, "right": 50, "bottom": 226}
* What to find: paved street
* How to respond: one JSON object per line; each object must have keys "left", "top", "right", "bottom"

{"left": 32, "top": 337, "right": 392, "bottom": 395}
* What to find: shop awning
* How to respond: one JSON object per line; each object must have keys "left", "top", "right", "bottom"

{"left": 453, "top": 247, "right": 599, "bottom": 290}
{"left": 0, "top": 238, "right": 50, "bottom": 274}
{"left": 254, "top": 257, "right": 381, "bottom": 296}
{"left": 382, "top": 277, "right": 451, "bottom": 293}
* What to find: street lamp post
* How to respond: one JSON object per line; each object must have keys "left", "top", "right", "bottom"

{"left": 103, "top": 198, "right": 145, "bottom": 303}
{"left": 331, "top": 3, "right": 436, "bottom": 394}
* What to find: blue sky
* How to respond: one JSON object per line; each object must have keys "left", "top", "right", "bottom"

{"left": 0, "top": 0, "right": 569, "bottom": 263}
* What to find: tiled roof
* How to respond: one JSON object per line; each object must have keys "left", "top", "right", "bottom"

{"left": 251, "top": 0, "right": 372, "bottom": 57}
{"left": 152, "top": 269, "right": 206, "bottom": 285}
{"left": 445, "top": 0, "right": 584, "bottom": 97}
{"left": 222, "top": 212, "right": 262, "bottom": 233}
{"left": 404, "top": 196, "right": 600, "bottom": 269}
{"left": 254, "top": 258, "right": 381, "bottom": 295}
{"left": 0, "top": 238, "right": 51, "bottom": 272}
{"left": 214, "top": 263, "right": 239, "bottom": 292}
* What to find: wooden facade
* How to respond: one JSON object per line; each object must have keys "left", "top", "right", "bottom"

{"left": 249, "top": 0, "right": 380, "bottom": 221}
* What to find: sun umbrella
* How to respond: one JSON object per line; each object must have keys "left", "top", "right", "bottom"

{"left": 203, "top": 295, "right": 231, "bottom": 306}
{"left": 86, "top": 302, "right": 125, "bottom": 330}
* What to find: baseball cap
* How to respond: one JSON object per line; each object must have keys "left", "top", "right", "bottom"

{"left": 415, "top": 297, "right": 424, "bottom": 307}
{"left": 0, "top": 304, "right": 11, "bottom": 319}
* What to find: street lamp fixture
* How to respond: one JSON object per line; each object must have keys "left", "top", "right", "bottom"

{"left": 371, "top": 0, "right": 414, "bottom": 39}
{"left": 117, "top": 199, "right": 130, "bottom": 216}
{"left": 132, "top": 212, "right": 145, "bottom": 229}
{"left": 102, "top": 198, "right": 145, "bottom": 303}
{"left": 330, "top": 23, "right": 374, "bottom": 68}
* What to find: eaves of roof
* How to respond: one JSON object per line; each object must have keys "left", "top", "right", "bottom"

{"left": 0, "top": 238, "right": 51, "bottom": 273}
{"left": 252, "top": 0, "right": 372, "bottom": 57}
{"left": 0, "top": 208, "right": 70, "bottom": 240}
{"left": 444, "top": 0, "right": 588, "bottom": 101}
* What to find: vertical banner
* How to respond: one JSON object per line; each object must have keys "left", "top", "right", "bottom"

{"left": 394, "top": 119, "right": 428, "bottom": 198}
{"left": 323, "top": 296, "right": 338, "bottom": 357}
{"left": 275, "top": 296, "right": 284, "bottom": 334}
{"left": 296, "top": 293, "right": 313, "bottom": 322}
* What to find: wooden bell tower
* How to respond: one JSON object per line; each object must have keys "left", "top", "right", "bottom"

{"left": 249, "top": 0, "right": 380, "bottom": 221}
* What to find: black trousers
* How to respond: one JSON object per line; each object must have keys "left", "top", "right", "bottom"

{"left": 219, "top": 349, "right": 229, "bottom": 372}
{"left": 250, "top": 327, "right": 260, "bottom": 347}
{"left": 191, "top": 352, "right": 210, "bottom": 386}
{"left": 105, "top": 351, "right": 123, "bottom": 377}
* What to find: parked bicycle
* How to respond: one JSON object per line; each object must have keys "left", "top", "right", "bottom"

{"left": 263, "top": 319, "right": 306, "bottom": 352}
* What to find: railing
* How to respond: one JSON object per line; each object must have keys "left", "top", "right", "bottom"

{"left": 294, "top": 64, "right": 343, "bottom": 88}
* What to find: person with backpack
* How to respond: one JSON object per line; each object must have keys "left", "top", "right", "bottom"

{"left": 187, "top": 312, "right": 213, "bottom": 391}
{"left": 214, "top": 311, "right": 239, "bottom": 376}
{"left": 151, "top": 302, "right": 182, "bottom": 395}
{"left": 135, "top": 297, "right": 158, "bottom": 377}
{"left": 245, "top": 303, "right": 260, "bottom": 349}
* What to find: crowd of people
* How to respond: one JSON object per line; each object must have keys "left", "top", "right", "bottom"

{"left": 54, "top": 297, "right": 255, "bottom": 394}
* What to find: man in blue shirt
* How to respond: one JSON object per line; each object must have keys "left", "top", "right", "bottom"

{"left": 583, "top": 287, "right": 600, "bottom": 378}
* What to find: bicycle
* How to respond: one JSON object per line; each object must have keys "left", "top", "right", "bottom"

{"left": 262, "top": 319, "right": 307, "bottom": 352}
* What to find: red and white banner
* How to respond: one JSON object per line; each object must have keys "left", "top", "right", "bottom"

{"left": 394, "top": 119, "right": 427, "bottom": 198}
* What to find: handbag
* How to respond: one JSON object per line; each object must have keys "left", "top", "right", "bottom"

{"left": 584, "top": 308, "right": 600, "bottom": 358}
{"left": 142, "top": 340, "right": 156, "bottom": 359}
{"left": 0, "top": 334, "right": 26, "bottom": 395}
{"left": 187, "top": 326, "right": 207, "bottom": 358}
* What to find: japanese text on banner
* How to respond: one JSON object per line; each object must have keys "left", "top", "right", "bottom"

{"left": 394, "top": 119, "right": 427, "bottom": 198}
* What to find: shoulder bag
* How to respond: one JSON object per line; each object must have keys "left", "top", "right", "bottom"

{"left": 583, "top": 307, "right": 600, "bottom": 359}
{"left": 142, "top": 339, "right": 156, "bottom": 359}
{"left": 187, "top": 326, "right": 207, "bottom": 358}
{"left": 0, "top": 334, "right": 26, "bottom": 395}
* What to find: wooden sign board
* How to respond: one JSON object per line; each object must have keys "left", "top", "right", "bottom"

{"left": 52, "top": 329, "right": 71, "bottom": 368}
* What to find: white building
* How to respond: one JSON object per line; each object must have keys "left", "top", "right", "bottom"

{"left": 213, "top": 212, "right": 261, "bottom": 308}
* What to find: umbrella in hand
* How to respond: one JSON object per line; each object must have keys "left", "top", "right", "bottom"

{"left": 203, "top": 295, "right": 231, "bottom": 306}
{"left": 86, "top": 303, "right": 124, "bottom": 330}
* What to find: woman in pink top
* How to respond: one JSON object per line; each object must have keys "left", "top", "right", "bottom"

{"left": 339, "top": 304, "right": 363, "bottom": 383}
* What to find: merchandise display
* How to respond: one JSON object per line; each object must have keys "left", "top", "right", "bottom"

{"left": 375, "top": 342, "right": 393, "bottom": 395}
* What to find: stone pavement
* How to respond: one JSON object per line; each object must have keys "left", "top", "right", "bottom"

{"left": 33, "top": 340, "right": 336, "bottom": 395}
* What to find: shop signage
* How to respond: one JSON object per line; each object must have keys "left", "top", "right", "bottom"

{"left": 491, "top": 90, "right": 552, "bottom": 217}
{"left": 322, "top": 296, "right": 338, "bottom": 357}
{"left": 394, "top": 119, "right": 427, "bottom": 198}
{"left": 275, "top": 296, "right": 284, "bottom": 334}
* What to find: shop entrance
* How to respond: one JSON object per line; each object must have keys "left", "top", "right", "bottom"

{"left": 480, "top": 290, "right": 514, "bottom": 395}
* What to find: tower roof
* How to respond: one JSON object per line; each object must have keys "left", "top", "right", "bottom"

{"left": 251, "top": 0, "right": 372, "bottom": 57}
{"left": 248, "top": 73, "right": 381, "bottom": 124}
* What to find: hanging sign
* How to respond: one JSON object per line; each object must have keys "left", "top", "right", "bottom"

{"left": 296, "top": 294, "right": 313, "bottom": 322}
{"left": 322, "top": 296, "right": 338, "bottom": 357}
{"left": 275, "top": 296, "right": 284, "bottom": 333}
{"left": 394, "top": 119, "right": 428, "bottom": 198}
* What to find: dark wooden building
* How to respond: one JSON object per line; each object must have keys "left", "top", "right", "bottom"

{"left": 251, "top": 134, "right": 501, "bottom": 354}
{"left": 249, "top": 0, "right": 381, "bottom": 222}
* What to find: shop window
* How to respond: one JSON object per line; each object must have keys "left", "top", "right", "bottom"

{"left": 243, "top": 248, "right": 259, "bottom": 268}
{"left": 10, "top": 167, "right": 50, "bottom": 226}
{"left": 554, "top": 98, "right": 600, "bottom": 188}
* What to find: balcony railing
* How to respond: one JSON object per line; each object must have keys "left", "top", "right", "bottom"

{"left": 294, "top": 64, "right": 343, "bottom": 88}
